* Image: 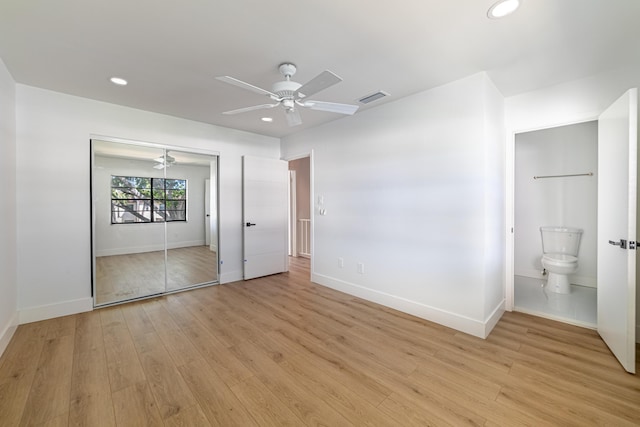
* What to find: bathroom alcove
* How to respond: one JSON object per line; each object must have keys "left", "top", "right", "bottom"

{"left": 513, "top": 121, "right": 598, "bottom": 327}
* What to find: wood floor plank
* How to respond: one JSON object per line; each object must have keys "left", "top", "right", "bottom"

{"left": 112, "top": 381, "right": 163, "bottom": 426}
{"left": 0, "top": 322, "right": 49, "bottom": 426}
{"left": 133, "top": 331, "right": 199, "bottom": 419}
{"left": 19, "top": 334, "right": 74, "bottom": 426}
{"left": 178, "top": 359, "right": 259, "bottom": 427}
{"left": 230, "top": 375, "right": 304, "bottom": 427}
{"left": 68, "top": 312, "right": 116, "bottom": 426}
{"left": 265, "top": 328, "right": 391, "bottom": 406}
{"left": 120, "top": 301, "right": 156, "bottom": 338}
{"left": 101, "top": 313, "right": 147, "bottom": 393}
{"left": 164, "top": 404, "right": 212, "bottom": 427}
{"left": 229, "top": 339, "right": 353, "bottom": 426}
{"left": 141, "top": 301, "right": 204, "bottom": 367}
{"left": 180, "top": 322, "right": 254, "bottom": 388}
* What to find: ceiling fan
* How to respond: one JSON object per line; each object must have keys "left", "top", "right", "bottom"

{"left": 216, "top": 63, "right": 359, "bottom": 127}
{"left": 153, "top": 153, "right": 176, "bottom": 169}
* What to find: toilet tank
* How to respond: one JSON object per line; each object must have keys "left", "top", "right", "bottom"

{"left": 540, "top": 226, "right": 583, "bottom": 256}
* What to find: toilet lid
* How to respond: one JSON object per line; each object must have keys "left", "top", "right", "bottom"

{"left": 542, "top": 253, "right": 578, "bottom": 263}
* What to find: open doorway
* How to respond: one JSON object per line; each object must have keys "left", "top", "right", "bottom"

{"left": 288, "top": 156, "right": 311, "bottom": 274}
{"left": 513, "top": 121, "right": 598, "bottom": 328}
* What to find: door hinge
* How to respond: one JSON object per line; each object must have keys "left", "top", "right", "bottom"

{"left": 630, "top": 241, "right": 636, "bottom": 250}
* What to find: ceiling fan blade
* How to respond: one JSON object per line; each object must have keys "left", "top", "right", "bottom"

{"left": 222, "top": 103, "right": 279, "bottom": 115}
{"left": 302, "top": 100, "right": 359, "bottom": 115}
{"left": 216, "top": 76, "right": 279, "bottom": 98}
{"left": 295, "top": 70, "right": 342, "bottom": 98}
{"left": 285, "top": 109, "right": 302, "bottom": 127}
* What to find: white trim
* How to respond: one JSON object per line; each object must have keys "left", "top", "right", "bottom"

{"left": 90, "top": 134, "right": 221, "bottom": 157}
{"left": 289, "top": 170, "right": 297, "bottom": 257}
{"left": 515, "top": 306, "right": 596, "bottom": 330}
{"left": 0, "top": 312, "right": 19, "bottom": 358}
{"left": 18, "top": 297, "right": 93, "bottom": 325}
{"left": 312, "top": 273, "right": 504, "bottom": 339}
{"left": 484, "top": 300, "right": 506, "bottom": 338}
{"left": 282, "top": 149, "right": 314, "bottom": 277}
{"left": 95, "top": 240, "right": 206, "bottom": 257}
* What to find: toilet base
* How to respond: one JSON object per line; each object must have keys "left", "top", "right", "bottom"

{"left": 545, "top": 272, "right": 571, "bottom": 294}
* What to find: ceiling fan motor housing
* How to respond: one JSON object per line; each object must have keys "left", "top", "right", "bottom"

{"left": 271, "top": 80, "right": 302, "bottom": 100}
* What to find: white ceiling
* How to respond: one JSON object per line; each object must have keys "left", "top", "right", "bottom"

{"left": 1, "top": 0, "right": 639, "bottom": 138}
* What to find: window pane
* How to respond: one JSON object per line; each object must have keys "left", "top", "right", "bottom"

{"left": 166, "top": 210, "right": 186, "bottom": 221}
{"left": 152, "top": 178, "right": 165, "bottom": 189}
{"left": 166, "top": 189, "right": 186, "bottom": 200}
{"left": 111, "top": 201, "right": 151, "bottom": 223}
{"left": 165, "top": 200, "right": 185, "bottom": 210}
{"left": 112, "top": 176, "right": 150, "bottom": 189}
{"left": 165, "top": 179, "right": 186, "bottom": 190}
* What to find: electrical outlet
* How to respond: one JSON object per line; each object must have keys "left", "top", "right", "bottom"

{"left": 338, "top": 257, "right": 344, "bottom": 268}
{"left": 357, "top": 262, "right": 364, "bottom": 274}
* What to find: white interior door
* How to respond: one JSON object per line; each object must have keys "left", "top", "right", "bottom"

{"left": 243, "top": 156, "right": 289, "bottom": 280}
{"left": 597, "top": 88, "right": 638, "bottom": 374}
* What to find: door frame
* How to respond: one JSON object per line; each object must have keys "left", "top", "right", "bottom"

{"left": 283, "top": 150, "right": 314, "bottom": 276}
{"left": 289, "top": 170, "right": 297, "bottom": 257}
{"left": 505, "top": 117, "right": 599, "bottom": 312}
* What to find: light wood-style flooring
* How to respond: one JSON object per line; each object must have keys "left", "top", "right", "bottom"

{"left": 1, "top": 257, "right": 639, "bottom": 426}
{"left": 95, "top": 246, "right": 217, "bottom": 305}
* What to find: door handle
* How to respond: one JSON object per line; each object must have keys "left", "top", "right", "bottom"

{"left": 609, "top": 239, "right": 627, "bottom": 249}
{"left": 246, "top": 222, "right": 256, "bottom": 227}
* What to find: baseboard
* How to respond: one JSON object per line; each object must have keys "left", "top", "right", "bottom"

{"left": 484, "top": 300, "right": 506, "bottom": 338}
{"left": 96, "top": 240, "right": 206, "bottom": 257}
{"left": 0, "top": 312, "right": 19, "bottom": 358}
{"left": 311, "top": 273, "right": 500, "bottom": 339}
{"left": 18, "top": 297, "right": 93, "bottom": 325}
{"left": 516, "top": 269, "right": 596, "bottom": 288}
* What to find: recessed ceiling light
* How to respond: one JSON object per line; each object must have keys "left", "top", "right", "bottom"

{"left": 487, "top": 0, "right": 521, "bottom": 19}
{"left": 110, "top": 77, "right": 128, "bottom": 86}
{"left": 261, "top": 117, "right": 273, "bottom": 122}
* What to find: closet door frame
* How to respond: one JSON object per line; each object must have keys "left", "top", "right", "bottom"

{"left": 90, "top": 135, "right": 220, "bottom": 307}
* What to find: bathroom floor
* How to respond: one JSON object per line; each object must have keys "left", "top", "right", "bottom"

{"left": 514, "top": 275, "right": 597, "bottom": 328}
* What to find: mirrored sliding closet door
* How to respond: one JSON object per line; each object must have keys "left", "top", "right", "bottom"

{"left": 91, "top": 139, "right": 219, "bottom": 307}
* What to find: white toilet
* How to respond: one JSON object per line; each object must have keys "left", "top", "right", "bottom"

{"left": 540, "top": 226, "right": 583, "bottom": 294}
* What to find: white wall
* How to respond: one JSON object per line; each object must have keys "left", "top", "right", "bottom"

{"left": 505, "top": 64, "right": 640, "bottom": 341}
{"left": 515, "top": 121, "right": 598, "bottom": 287}
{"left": 0, "top": 58, "right": 18, "bottom": 356}
{"left": 16, "top": 85, "right": 279, "bottom": 323}
{"left": 281, "top": 72, "right": 505, "bottom": 338}
{"left": 94, "top": 155, "right": 210, "bottom": 256}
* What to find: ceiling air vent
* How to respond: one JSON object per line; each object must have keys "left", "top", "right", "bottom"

{"left": 358, "top": 90, "right": 389, "bottom": 104}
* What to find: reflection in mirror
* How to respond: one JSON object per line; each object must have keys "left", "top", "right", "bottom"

{"left": 91, "top": 140, "right": 219, "bottom": 306}
{"left": 165, "top": 150, "right": 218, "bottom": 291}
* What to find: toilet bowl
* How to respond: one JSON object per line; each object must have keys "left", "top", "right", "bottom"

{"left": 541, "top": 253, "right": 578, "bottom": 294}
{"left": 540, "top": 226, "right": 582, "bottom": 294}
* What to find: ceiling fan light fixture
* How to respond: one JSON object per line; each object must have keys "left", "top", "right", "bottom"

{"left": 487, "top": 0, "right": 521, "bottom": 19}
